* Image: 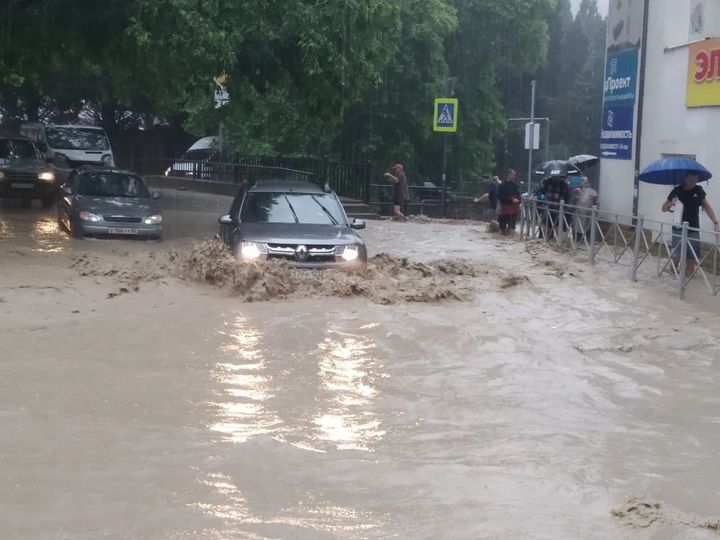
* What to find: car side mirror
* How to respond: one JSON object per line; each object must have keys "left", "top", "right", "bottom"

{"left": 151, "top": 191, "right": 162, "bottom": 200}
{"left": 351, "top": 218, "right": 366, "bottom": 230}
{"left": 61, "top": 184, "right": 72, "bottom": 195}
{"left": 54, "top": 155, "right": 70, "bottom": 168}
{"left": 219, "top": 214, "right": 236, "bottom": 225}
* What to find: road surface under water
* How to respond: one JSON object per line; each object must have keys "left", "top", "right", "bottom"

{"left": 1, "top": 191, "right": 720, "bottom": 539}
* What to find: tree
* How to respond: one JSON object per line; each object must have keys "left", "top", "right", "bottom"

{"left": 1, "top": 0, "right": 233, "bottom": 135}
{"left": 447, "top": 0, "right": 555, "bottom": 183}
{"left": 1, "top": 0, "right": 563, "bottom": 187}
{"left": 534, "top": 0, "right": 606, "bottom": 158}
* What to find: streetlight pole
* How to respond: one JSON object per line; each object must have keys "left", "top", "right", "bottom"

{"left": 527, "top": 80, "right": 536, "bottom": 195}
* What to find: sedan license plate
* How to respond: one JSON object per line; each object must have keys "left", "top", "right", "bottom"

{"left": 11, "top": 183, "right": 34, "bottom": 189}
{"left": 108, "top": 227, "right": 138, "bottom": 235}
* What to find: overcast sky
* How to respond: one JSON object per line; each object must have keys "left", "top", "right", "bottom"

{"left": 571, "top": 0, "right": 609, "bottom": 16}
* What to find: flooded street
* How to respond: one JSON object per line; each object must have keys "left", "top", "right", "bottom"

{"left": 2, "top": 191, "right": 720, "bottom": 539}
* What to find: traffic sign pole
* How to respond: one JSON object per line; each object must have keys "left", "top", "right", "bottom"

{"left": 441, "top": 133, "right": 448, "bottom": 218}
{"left": 434, "top": 83, "right": 458, "bottom": 218}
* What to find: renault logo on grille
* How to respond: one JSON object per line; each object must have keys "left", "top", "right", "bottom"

{"left": 295, "top": 245, "right": 309, "bottom": 262}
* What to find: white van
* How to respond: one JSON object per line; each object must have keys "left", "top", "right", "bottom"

{"left": 164, "top": 136, "right": 219, "bottom": 177}
{"left": 20, "top": 123, "right": 115, "bottom": 181}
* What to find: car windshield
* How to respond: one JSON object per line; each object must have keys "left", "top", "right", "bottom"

{"left": 0, "top": 139, "right": 39, "bottom": 160}
{"left": 46, "top": 127, "right": 110, "bottom": 151}
{"left": 77, "top": 172, "right": 150, "bottom": 198}
{"left": 240, "top": 192, "right": 345, "bottom": 225}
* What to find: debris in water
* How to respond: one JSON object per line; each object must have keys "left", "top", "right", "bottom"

{"left": 498, "top": 274, "right": 528, "bottom": 289}
{"left": 612, "top": 497, "right": 720, "bottom": 532}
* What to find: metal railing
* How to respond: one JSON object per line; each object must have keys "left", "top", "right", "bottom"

{"left": 520, "top": 198, "right": 720, "bottom": 300}
{"left": 133, "top": 155, "right": 373, "bottom": 203}
{"left": 369, "top": 183, "right": 478, "bottom": 218}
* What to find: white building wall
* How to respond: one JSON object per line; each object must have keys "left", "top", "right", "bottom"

{"left": 598, "top": 159, "right": 635, "bottom": 216}
{"left": 638, "top": 0, "right": 720, "bottom": 232}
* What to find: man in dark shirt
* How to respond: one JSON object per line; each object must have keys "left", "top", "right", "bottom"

{"left": 661, "top": 171, "right": 719, "bottom": 274}
{"left": 474, "top": 175, "right": 501, "bottom": 220}
{"left": 384, "top": 163, "right": 409, "bottom": 220}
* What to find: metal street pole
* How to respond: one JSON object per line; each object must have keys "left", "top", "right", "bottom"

{"left": 527, "top": 80, "right": 536, "bottom": 195}
{"left": 219, "top": 121, "right": 224, "bottom": 158}
{"left": 545, "top": 119, "right": 550, "bottom": 163}
{"left": 441, "top": 134, "right": 448, "bottom": 218}
{"left": 440, "top": 76, "right": 457, "bottom": 219}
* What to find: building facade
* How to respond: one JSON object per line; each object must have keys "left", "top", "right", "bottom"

{"left": 599, "top": 0, "right": 720, "bottom": 230}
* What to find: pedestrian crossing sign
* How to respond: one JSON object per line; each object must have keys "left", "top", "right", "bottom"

{"left": 433, "top": 98, "right": 458, "bottom": 132}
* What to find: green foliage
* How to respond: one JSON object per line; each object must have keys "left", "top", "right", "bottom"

{"left": 1, "top": 0, "right": 593, "bottom": 185}
{"left": 535, "top": 0, "right": 607, "bottom": 158}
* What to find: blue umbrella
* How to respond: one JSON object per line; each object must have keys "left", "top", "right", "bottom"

{"left": 639, "top": 157, "right": 712, "bottom": 185}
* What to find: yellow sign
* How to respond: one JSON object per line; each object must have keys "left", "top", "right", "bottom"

{"left": 433, "top": 98, "right": 458, "bottom": 132}
{"left": 687, "top": 38, "right": 720, "bottom": 107}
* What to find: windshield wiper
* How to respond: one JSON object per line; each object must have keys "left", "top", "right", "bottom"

{"left": 284, "top": 196, "right": 300, "bottom": 223}
{"left": 311, "top": 196, "right": 339, "bottom": 225}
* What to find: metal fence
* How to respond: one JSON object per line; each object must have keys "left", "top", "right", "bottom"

{"left": 134, "top": 155, "right": 373, "bottom": 203}
{"left": 519, "top": 198, "right": 720, "bottom": 300}
{"left": 369, "top": 183, "right": 479, "bottom": 218}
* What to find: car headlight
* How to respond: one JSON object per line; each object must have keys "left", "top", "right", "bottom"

{"left": 102, "top": 154, "right": 114, "bottom": 167}
{"left": 164, "top": 167, "right": 171, "bottom": 176}
{"left": 0, "top": 171, "right": 4, "bottom": 180}
{"left": 239, "top": 241, "right": 267, "bottom": 261}
{"left": 38, "top": 171, "right": 55, "bottom": 181}
{"left": 144, "top": 214, "right": 162, "bottom": 225}
{"left": 79, "top": 211, "right": 102, "bottom": 222}
{"left": 337, "top": 244, "right": 360, "bottom": 262}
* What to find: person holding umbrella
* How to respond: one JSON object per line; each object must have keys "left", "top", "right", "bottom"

{"left": 533, "top": 160, "right": 578, "bottom": 239}
{"left": 661, "top": 171, "right": 719, "bottom": 274}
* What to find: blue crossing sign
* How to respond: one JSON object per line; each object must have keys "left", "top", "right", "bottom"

{"left": 433, "top": 98, "right": 458, "bottom": 133}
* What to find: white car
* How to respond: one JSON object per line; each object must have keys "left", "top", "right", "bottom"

{"left": 164, "top": 136, "right": 219, "bottom": 178}
{"left": 20, "top": 123, "right": 114, "bottom": 183}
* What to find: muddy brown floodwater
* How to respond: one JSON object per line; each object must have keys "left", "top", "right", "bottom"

{"left": 2, "top": 190, "right": 720, "bottom": 539}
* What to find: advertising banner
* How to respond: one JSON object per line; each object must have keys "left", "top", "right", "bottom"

{"left": 686, "top": 38, "right": 720, "bottom": 108}
{"left": 600, "top": 47, "right": 639, "bottom": 160}
{"left": 600, "top": 105, "right": 634, "bottom": 160}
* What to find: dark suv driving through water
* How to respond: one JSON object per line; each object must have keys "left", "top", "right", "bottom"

{"left": 218, "top": 180, "right": 367, "bottom": 268}
{"left": 0, "top": 134, "right": 59, "bottom": 206}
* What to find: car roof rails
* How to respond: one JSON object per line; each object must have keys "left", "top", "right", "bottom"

{"left": 243, "top": 166, "right": 331, "bottom": 192}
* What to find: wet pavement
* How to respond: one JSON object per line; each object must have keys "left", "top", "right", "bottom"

{"left": 2, "top": 191, "right": 720, "bottom": 539}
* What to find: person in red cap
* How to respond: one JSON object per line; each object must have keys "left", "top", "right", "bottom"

{"left": 384, "top": 163, "right": 408, "bottom": 220}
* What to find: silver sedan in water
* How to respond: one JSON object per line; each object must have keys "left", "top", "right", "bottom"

{"left": 57, "top": 167, "right": 163, "bottom": 239}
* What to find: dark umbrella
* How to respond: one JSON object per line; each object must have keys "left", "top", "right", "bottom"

{"left": 533, "top": 160, "right": 581, "bottom": 178}
{"left": 568, "top": 154, "right": 599, "bottom": 170}
{"left": 639, "top": 157, "right": 712, "bottom": 185}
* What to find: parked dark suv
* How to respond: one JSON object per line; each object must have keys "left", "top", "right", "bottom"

{"left": 219, "top": 179, "right": 367, "bottom": 268}
{"left": 0, "top": 133, "right": 59, "bottom": 206}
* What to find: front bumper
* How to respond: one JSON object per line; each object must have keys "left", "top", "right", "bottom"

{"left": 0, "top": 180, "right": 58, "bottom": 199}
{"left": 78, "top": 222, "right": 162, "bottom": 239}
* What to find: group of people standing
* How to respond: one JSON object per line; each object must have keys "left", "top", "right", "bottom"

{"left": 474, "top": 170, "right": 600, "bottom": 238}
{"left": 474, "top": 169, "right": 521, "bottom": 235}
{"left": 383, "top": 161, "right": 720, "bottom": 279}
